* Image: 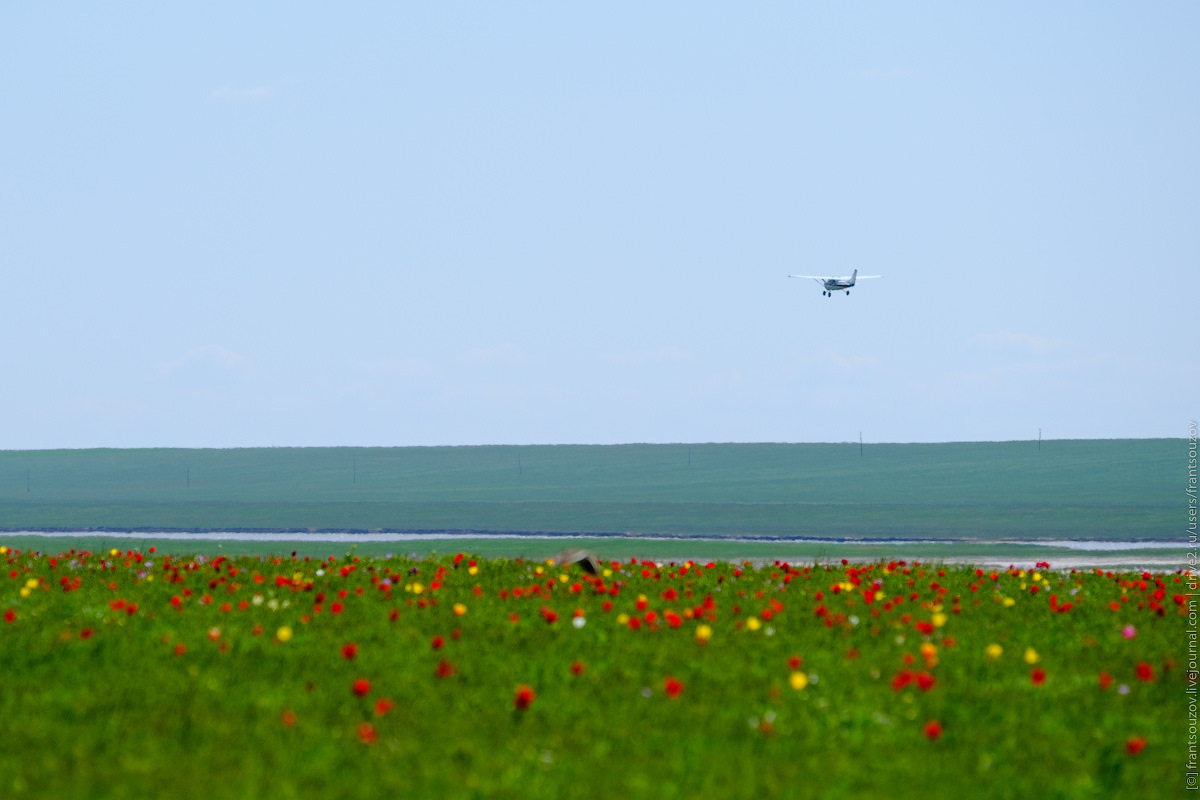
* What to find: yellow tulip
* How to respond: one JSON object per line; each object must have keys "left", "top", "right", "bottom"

{"left": 985, "top": 643, "right": 1002, "bottom": 660}
{"left": 1024, "top": 647, "right": 1040, "bottom": 664}
{"left": 789, "top": 671, "right": 809, "bottom": 691}
{"left": 276, "top": 626, "right": 293, "bottom": 642}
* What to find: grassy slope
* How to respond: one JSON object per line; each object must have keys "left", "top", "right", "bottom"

{"left": 0, "top": 440, "right": 1178, "bottom": 538}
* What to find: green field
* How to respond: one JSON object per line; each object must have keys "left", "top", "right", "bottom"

{"left": 0, "top": 440, "right": 1179, "bottom": 539}
{"left": 0, "top": 544, "right": 1181, "bottom": 798}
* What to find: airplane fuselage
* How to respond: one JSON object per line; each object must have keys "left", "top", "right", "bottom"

{"left": 823, "top": 278, "right": 855, "bottom": 291}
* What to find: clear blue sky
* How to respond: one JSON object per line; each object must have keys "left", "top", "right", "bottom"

{"left": 2, "top": 3, "right": 1195, "bottom": 448}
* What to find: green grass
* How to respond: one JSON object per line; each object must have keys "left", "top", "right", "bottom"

{"left": 0, "top": 544, "right": 1181, "bottom": 799}
{"left": 0, "top": 439, "right": 1179, "bottom": 538}
{"left": 0, "top": 534, "right": 1186, "bottom": 570}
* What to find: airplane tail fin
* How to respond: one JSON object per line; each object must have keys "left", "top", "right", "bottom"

{"left": 850, "top": 269, "right": 857, "bottom": 285}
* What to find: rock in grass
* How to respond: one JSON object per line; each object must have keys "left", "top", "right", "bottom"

{"left": 553, "top": 548, "right": 601, "bottom": 576}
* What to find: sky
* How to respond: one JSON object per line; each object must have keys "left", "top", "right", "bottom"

{"left": 1, "top": 2, "right": 1196, "bottom": 448}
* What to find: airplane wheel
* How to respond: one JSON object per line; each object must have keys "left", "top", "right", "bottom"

{"left": 846, "top": 291, "right": 850, "bottom": 295}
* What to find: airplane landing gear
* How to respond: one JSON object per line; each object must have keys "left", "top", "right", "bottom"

{"left": 846, "top": 290, "right": 850, "bottom": 295}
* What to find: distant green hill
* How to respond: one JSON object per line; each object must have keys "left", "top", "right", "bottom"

{"left": 0, "top": 440, "right": 1179, "bottom": 539}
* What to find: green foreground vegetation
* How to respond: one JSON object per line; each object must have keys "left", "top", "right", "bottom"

{"left": 0, "top": 439, "right": 1180, "bottom": 538}
{"left": 0, "top": 541, "right": 1184, "bottom": 799}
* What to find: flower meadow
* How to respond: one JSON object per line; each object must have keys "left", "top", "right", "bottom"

{"left": 0, "top": 545, "right": 1183, "bottom": 799}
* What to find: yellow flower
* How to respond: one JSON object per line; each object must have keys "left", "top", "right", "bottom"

{"left": 875, "top": 590, "right": 886, "bottom": 600}
{"left": 410, "top": 582, "right": 424, "bottom": 594}
{"left": 616, "top": 613, "right": 630, "bottom": 625}
{"left": 1024, "top": 647, "right": 1040, "bottom": 664}
{"left": 19, "top": 588, "right": 30, "bottom": 598}
{"left": 453, "top": 603, "right": 467, "bottom": 616}
{"left": 985, "top": 643, "right": 1002, "bottom": 660}
{"left": 1002, "top": 597, "right": 1016, "bottom": 607}
{"left": 276, "top": 626, "right": 293, "bottom": 642}
{"left": 746, "top": 617, "right": 762, "bottom": 631}
{"left": 602, "top": 569, "right": 612, "bottom": 577}
{"left": 25, "top": 578, "right": 38, "bottom": 589}
{"left": 932, "top": 612, "right": 947, "bottom": 627}
{"left": 559, "top": 574, "right": 569, "bottom": 583}
{"left": 534, "top": 566, "right": 545, "bottom": 575}
{"left": 1032, "top": 572, "right": 1041, "bottom": 582}
{"left": 695, "top": 624, "right": 713, "bottom": 643}
{"left": 789, "top": 671, "right": 809, "bottom": 691}
{"left": 467, "top": 566, "right": 478, "bottom": 576}
{"left": 920, "top": 642, "right": 937, "bottom": 658}
{"left": 0, "top": 546, "right": 7, "bottom": 554}
{"left": 110, "top": 548, "right": 119, "bottom": 556}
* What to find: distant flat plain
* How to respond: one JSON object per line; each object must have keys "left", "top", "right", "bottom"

{"left": 0, "top": 441, "right": 1181, "bottom": 560}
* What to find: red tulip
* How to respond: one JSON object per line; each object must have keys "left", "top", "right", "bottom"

{"left": 514, "top": 685, "right": 536, "bottom": 710}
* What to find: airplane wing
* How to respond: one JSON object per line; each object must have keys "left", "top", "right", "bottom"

{"left": 788, "top": 275, "right": 828, "bottom": 280}
{"left": 854, "top": 275, "right": 882, "bottom": 279}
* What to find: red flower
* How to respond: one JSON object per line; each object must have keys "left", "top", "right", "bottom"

{"left": 570, "top": 660, "right": 585, "bottom": 676}
{"left": 3, "top": 609, "right": 15, "bottom": 624}
{"left": 80, "top": 628, "right": 94, "bottom": 639}
{"left": 281, "top": 709, "right": 297, "bottom": 727}
{"left": 331, "top": 601, "right": 344, "bottom": 615}
{"left": 1125, "top": 736, "right": 1147, "bottom": 756}
{"left": 924, "top": 720, "right": 943, "bottom": 740}
{"left": 357, "top": 722, "right": 377, "bottom": 745}
{"left": 389, "top": 609, "right": 400, "bottom": 621}
{"left": 845, "top": 648, "right": 859, "bottom": 661}
{"left": 170, "top": 596, "right": 182, "bottom": 609}
{"left": 788, "top": 655, "right": 803, "bottom": 670}
{"left": 514, "top": 684, "right": 536, "bottom": 710}
{"left": 341, "top": 642, "right": 358, "bottom": 660}
{"left": 1031, "top": 668, "right": 1046, "bottom": 686}
{"left": 374, "top": 698, "right": 394, "bottom": 716}
{"left": 1136, "top": 661, "right": 1156, "bottom": 682}
{"left": 174, "top": 643, "right": 187, "bottom": 657}
{"left": 352, "top": 678, "right": 371, "bottom": 697}
{"left": 915, "top": 621, "right": 935, "bottom": 635}
{"left": 601, "top": 600, "right": 613, "bottom": 613}
{"left": 435, "top": 659, "right": 457, "bottom": 678}
{"left": 540, "top": 606, "right": 559, "bottom": 624}
{"left": 431, "top": 635, "right": 445, "bottom": 650}
{"left": 891, "top": 670, "right": 914, "bottom": 691}
{"left": 916, "top": 672, "right": 936, "bottom": 692}
{"left": 1098, "top": 671, "right": 1114, "bottom": 690}
{"left": 664, "top": 676, "right": 684, "bottom": 699}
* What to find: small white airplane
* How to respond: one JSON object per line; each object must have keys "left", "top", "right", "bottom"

{"left": 788, "top": 269, "right": 882, "bottom": 297}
